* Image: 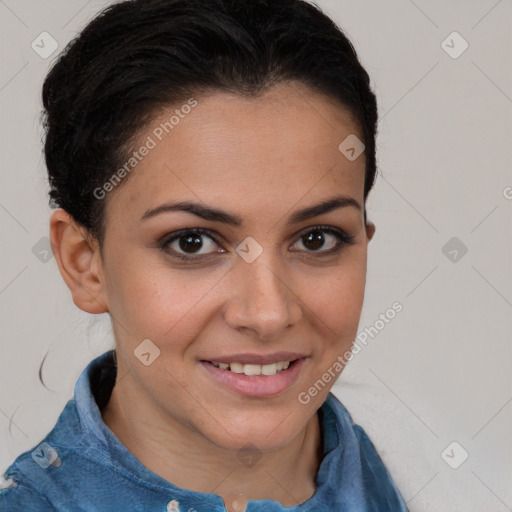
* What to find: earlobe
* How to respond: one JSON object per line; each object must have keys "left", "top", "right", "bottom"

{"left": 365, "top": 220, "right": 376, "bottom": 242}
{"left": 49, "top": 209, "right": 108, "bottom": 314}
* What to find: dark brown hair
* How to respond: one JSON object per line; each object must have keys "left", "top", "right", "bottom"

{"left": 42, "top": 0, "right": 378, "bottom": 248}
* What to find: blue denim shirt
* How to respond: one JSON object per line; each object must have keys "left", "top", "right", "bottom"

{"left": 1, "top": 350, "right": 409, "bottom": 511}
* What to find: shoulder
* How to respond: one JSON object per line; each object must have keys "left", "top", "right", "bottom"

{"left": 0, "top": 465, "right": 55, "bottom": 511}
{"left": 0, "top": 398, "right": 84, "bottom": 511}
{"left": 352, "top": 425, "right": 410, "bottom": 510}
{"left": 325, "top": 392, "right": 410, "bottom": 511}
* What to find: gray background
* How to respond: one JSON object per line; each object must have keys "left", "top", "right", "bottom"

{"left": 1, "top": 1, "right": 511, "bottom": 510}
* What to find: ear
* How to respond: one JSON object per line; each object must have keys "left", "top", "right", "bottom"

{"left": 365, "top": 220, "right": 376, "bottom": 242}
{"left": 49, "top": 209, "right": 108, "bottom": 314}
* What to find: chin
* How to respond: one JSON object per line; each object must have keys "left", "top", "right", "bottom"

{"left": 214, "top": 433, "right": 294, "bottom": 455}
{"left": 205, "top": 415, "right": 303, "bottom": 453}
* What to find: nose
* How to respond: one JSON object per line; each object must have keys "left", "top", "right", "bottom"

{"left": 222, "top": 250, "right": 302, "bottom": 340}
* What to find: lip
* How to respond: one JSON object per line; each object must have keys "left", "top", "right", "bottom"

{"left": 199, "top": 357, "right": 308, "bottom": 398}
{"left": 204, "top": 352, "right": 308, "bottom": 365}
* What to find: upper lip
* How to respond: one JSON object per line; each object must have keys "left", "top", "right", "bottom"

{"left": 202, "top": 352, "right": 308, "bottom": 365}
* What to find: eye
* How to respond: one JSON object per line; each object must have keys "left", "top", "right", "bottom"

{"left": 159, "top": 225, "right": 355, "bottom": 262}
{"left": 291, "top": 225, "right": 355, "bottom": 257}
{"left": 160, "top": 228, "right": 224, "bottom": 261}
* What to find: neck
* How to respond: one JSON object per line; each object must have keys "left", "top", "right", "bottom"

{"left": 101, "top": 370, "right": 324, "bottom": 511}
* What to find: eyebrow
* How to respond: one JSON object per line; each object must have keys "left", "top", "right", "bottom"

{"left": 140, "top": 194, "right": 361, "bottom": 226}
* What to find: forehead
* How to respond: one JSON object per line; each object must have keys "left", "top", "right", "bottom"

{"left": 105, "top": 82, "right": 365, "bottom": 224}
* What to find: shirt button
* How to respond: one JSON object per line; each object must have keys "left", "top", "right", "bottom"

{"left": 167, "top": 499, "right": 180, "bottom": 512}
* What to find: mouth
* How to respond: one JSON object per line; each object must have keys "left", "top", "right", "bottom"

{"left": 203, "top": 359, "right": 297, "bottom": 376}
{"left": 199, "top": 357, "right": 307, "bottom": 397}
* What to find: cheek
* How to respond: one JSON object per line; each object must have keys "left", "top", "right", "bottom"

{"left": 330, "top": 261, "right": 366, "bottom": 314}
{"left": 300, "top": 253, "right": 367, "bottom": 343}
{"left": 311, "top": 274, "right": 365, "bottom": 326}
{"left": 104, "top": 255, "right": 221, "bottom": 341}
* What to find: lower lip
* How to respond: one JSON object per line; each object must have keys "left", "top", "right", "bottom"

{"left": 199, "top": 358, "right": 307, "bottom": 398}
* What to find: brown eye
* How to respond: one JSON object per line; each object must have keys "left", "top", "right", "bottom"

{"left": 161, "top": 228, "right": 223, "bottom": 260}
{"left": 177, "top": 233, "right": 204, "bottom": 254}
{"left": 300, "top": 230, "right": 330, "bottom": 251}
{"left": 291, "top": 226, "right": 355, "bottom": 256}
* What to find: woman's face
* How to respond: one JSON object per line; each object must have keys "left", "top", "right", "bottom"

{"left": 98, "top": 82, "right": 374, "bottom": 452}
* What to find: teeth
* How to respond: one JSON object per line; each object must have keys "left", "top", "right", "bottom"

{"left": 261, "top": 363, "right": 277, "bottom": 375}
{"left": 230, "top": 362, "right": 244, "bottom": 373}
{"left": 209, "top": 360, "right": 293, "bottom": 376}
{"left": 243, "top": 364, "right": 261, "bottom": 376}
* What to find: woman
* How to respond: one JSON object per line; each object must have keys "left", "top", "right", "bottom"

{"left": 0, "top": 0, "right": 409, "bottom": 510}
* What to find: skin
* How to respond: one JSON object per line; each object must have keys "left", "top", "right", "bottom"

{"left": 50, "top": 81, "right": 375, "bottom": 511}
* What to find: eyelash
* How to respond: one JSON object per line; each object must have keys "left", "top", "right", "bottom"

{"left": 159, "top": 225, "right": 355, "bottom": 262}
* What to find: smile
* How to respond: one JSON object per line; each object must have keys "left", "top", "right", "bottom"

{"left": 200, "top": 358, "right": 307, "bottom": 397}
{"left": 208, "top": 360, "right": 292, "bottom": 376}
